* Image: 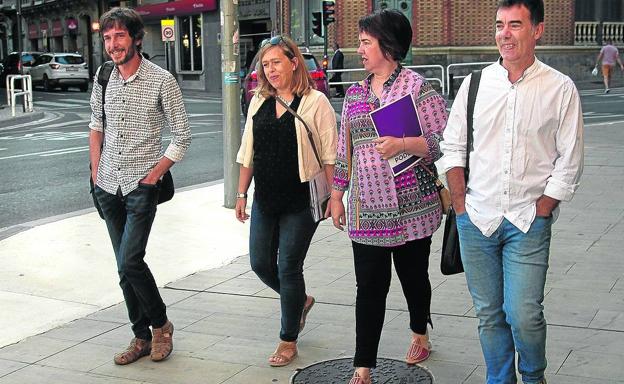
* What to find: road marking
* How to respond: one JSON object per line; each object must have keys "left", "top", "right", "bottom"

{"left": 40, "top": 148, "right": 89, "bottom": 157}
{"left": 0, "top": 146, "right": 88, "bottom": 160}
{"left": 35, "top": 101, "right": 91, "bottom": 109}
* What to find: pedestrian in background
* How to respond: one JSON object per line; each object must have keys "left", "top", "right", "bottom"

{"left": 595, "top": 38, "right": 624, "bottom": 93}
{"left": 331, "top": 42, "right": 345, "bottom": 97}
{"left": 89, "top": 7, "right": 191, "bottom": 365}
{"left": 329, "top": 9, "right": 447, "bottom": 384}
{"left": 440, "top": 1, "right": 584, "bottom": 383}
{"left": 235, "top": 35, "right": 337, "bottom": 367}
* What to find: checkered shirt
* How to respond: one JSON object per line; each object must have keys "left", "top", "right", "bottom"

{"left": 89, "top": 58, "right": 191, "bottom": 196}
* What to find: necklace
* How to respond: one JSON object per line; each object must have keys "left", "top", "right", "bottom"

{"left": 277, "top": 95, "right": 293, "bottom": 107}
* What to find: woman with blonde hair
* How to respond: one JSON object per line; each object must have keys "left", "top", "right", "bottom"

{"left": 235, "top": 35, "right": 337, "bottom": 367}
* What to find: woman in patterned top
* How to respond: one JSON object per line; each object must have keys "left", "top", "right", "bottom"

{"left": 328, "top": 10, "right": 448, "bottom": 384}
{"left": 235, "top": 35, "right": 337, "bottom": 367}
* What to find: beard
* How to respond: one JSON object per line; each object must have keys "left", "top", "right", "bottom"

{"left": 109, "top": 44, "right": 137, "bottom": 65}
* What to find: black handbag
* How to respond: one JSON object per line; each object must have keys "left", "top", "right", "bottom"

{"left": 440, "top": 70, "right": 481, "bottom": 275}
{"left": 90, "top": 62, "right": 174, "bottom": 220}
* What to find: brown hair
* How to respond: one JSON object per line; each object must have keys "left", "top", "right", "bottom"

{"left": 100, "top": 7, "right": 145, "bottom": 53}
{"left": 253, "top": 35, "right": 314, "bottom": 98}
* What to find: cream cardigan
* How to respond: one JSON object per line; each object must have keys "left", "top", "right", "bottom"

{"left": 236, "top": 89, "right": 338, "bottom": 182}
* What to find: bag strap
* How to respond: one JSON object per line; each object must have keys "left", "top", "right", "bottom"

{"left": 465, "top": 70, "right": 481, "bottom": 182}
{"left": 275, "top": 95, "right": 323, "bottom": 168}
{"left": 98, "top": 61, "right": 114, "bottom": 126}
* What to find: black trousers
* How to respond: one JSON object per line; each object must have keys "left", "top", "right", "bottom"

{"left": 352, "top": 237, "right": 432, "bottom": 368}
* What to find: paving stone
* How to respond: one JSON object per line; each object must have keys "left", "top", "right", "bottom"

{"left": 92, "top": 353, "right": 246, "bottom": 384}
{"left": 558, "top": 350, "right": 624, "bottom": 381}
{"left": 37, "top": 342, "right": 119, "bottom": 372}
{"left": 0, "top": 359, "right": 27, "bottom": 378}
{"left": 173, "top": 291, "right": 279, "bottom": 317}
{"left": 219, "top": 365, "right": 294, "bottom": 384}
{"left": 42, "top": 319, "right": 123, "bottom": 343}
{"left": 0, "top": 364, "right": 144, "bottom": 384}
{"left": 184, "top": 313, "right": 281, "bottom": 341}
{"left": 207, "top": 277, "right": 268, "bottom": 296}
{"left": 0, "top": 336, "right": 77, "bottom": 364}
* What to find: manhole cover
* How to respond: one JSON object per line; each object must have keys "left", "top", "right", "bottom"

{"left": 291, "top": 357, "right": 434, "bottom": 383}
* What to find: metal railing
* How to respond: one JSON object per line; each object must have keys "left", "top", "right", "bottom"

{"left": 6, "top": 74, "right": 34, "bottom": 117}
{"left": 327, "top": 65, "right": 446, "bottom": 94}
{"left": 446, "top": 62, "right": 494, "bottom": 98}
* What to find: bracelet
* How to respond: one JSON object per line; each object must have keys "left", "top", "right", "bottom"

{"left": 236, "top": 192, "right": 248, "bottom": 199}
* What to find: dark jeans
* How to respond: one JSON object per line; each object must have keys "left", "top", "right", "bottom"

{"left": 249, "top": 202, "right": 319, "bottom": 342}
{"left": 352, "top": 237, "right": 432, "bottom": 368}
{"left": 94, "top": 184, "right": 167, "bottom": 341}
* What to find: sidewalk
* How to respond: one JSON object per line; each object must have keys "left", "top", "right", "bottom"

{"left": 0, "top": 105, "right": 44, "bottom": 129}
{"left": 0, "top": 123, "right": 623, "bottom": 383}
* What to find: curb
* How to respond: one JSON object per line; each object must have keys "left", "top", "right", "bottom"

{"left": 0, "top": 109, "right": 45, "bottom": 129}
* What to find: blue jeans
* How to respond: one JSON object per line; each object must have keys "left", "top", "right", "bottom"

{"left": 249, "top": 202, "right": 318, "bottom": 342}
{"left": 456, "top": 213, "right": 552, "bottom": 384}
{"left": 94, "top": 184, "right": 167, "bottom": 341}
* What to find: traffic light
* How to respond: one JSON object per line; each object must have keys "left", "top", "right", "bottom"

{"left": 312, "top": 11, "right": 322, "bottom": 37}
{"left": 322, "top": 55, "right": 329, "bottom": 70}
{"left": 322, "top": 0, "right": 335, "bottom": 25}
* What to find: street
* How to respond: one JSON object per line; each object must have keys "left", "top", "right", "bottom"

{"left": 1, "top": 86, "right": 623, "bottom": 231}
{"left": 0, "top": 88, "right": 235, "bottom": 231}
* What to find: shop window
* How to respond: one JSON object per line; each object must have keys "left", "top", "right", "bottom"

{"left": 178, "top": 14, "right": 203, "bottom": 72}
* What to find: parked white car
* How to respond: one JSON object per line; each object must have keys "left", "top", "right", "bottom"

{"left": 29, "top": 53, "right": 89, "bottom": 92}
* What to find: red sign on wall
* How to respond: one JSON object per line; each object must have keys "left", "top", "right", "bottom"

{"left": 52, "top": 20, "right": 63, "bottom": 37}
{"left": 28, "top": 24, "right": 38, "bottom": 39}
{"left": 135, "top": 0, "right": 217, "bottom": 20}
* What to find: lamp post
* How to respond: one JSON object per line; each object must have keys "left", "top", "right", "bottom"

{"left": 16, "top": 0, "right": 23, "bottom": 75}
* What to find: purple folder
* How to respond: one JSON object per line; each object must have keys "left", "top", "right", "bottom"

{"left": 370, "top": 93, "right": 423, "bottom": 176}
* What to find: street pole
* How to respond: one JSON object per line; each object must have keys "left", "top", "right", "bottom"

{"left": 16, "top": 0, "right": 23, "bottom": 75}
{"left": 221, "top": 0, "right": 241, "bottom": 209}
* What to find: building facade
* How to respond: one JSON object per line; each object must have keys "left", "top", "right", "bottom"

{"left": 1, "top": 0, "right": 623, "bottom": 91}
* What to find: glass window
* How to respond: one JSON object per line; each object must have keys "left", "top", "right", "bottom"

{"left": 56, "top": 55, "right": 84, "bottom": 65}
{"left": 178, "top": 14, "right": 203, "bottom": 72}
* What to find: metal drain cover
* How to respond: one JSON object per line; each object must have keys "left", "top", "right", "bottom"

{"left": 291, "top": 357, "right": 434, "bottom": 383}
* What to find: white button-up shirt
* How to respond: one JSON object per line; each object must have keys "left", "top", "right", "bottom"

{"left": 440, "top": 58, "right": 584, "bottom": 236}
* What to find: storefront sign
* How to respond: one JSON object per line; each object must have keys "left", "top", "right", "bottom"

{"left": 67, "top": 18, "right": 78, "bottom": 31}
{"left": 52, "top": 20, "right": 63, "bottom": 37}
{"left": 135, "top": 0, "right": 217, "bottom": 20}
{"left": 239, "top": 0, "right": 270, "bottom": 20}
{"left": 28, "top": 24, "right": 38, "bottom": 39}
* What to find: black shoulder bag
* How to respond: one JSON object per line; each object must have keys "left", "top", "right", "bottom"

{"left": 89, "top": 62, "right": 174, "bottom": 220}
{"left": 440, "top": 70, "right": 481, "bottom": 275}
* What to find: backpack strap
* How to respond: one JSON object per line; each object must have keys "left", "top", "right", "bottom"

{"left": 465, "top": 70, "right": 481, "bottom": 183}
{"left": 97, "top": 61, "right": 114, "bottom": 125}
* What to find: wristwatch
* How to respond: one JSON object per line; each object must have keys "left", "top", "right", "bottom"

{"left": 236, "top": 192, "right": 248, "bottom": 199}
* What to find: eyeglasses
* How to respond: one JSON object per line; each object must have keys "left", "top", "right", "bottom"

{"left": 261, "top": 35, "right": 285, "bottom": 48}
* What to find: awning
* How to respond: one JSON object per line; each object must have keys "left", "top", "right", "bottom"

{"left": 135, "top": 0, "right": 217, "bottom": 20}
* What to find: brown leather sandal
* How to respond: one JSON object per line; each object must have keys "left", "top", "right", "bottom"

{"left": 113, "top": 338, "right": 151, "bottom": 365}
{"left": 268, "top": 341, "right": 298, "bottom": 367}
{"left": 151, "top": 320, "right": 174, "bottom": 362}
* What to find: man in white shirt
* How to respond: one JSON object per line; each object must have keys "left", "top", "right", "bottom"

{"left": 440, "top": 1, "right": 584, "bottom": 383}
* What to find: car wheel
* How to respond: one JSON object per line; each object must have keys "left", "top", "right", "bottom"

{"left": 43, "top": 75, "right": 51, "bottom": 92}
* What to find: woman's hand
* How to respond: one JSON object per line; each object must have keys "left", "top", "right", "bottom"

{"left": 235, "top": 198, "right": 249, "bottom": 222}
{"left": 373, "top": 136, "right": 403, "bottom": 160}
{"left": 329, "top": 197, "right": 346, "bottom": 231}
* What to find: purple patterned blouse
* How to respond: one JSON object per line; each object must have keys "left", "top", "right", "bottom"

{"left": 333, "top": 67, "right": 448, "bottom": 247}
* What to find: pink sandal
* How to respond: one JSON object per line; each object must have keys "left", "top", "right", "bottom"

{"left": 405, "top": 337, "right": 431, "bottom": 364}
{"left": 349, "top": 370, "right": 371, "bottom": 384}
